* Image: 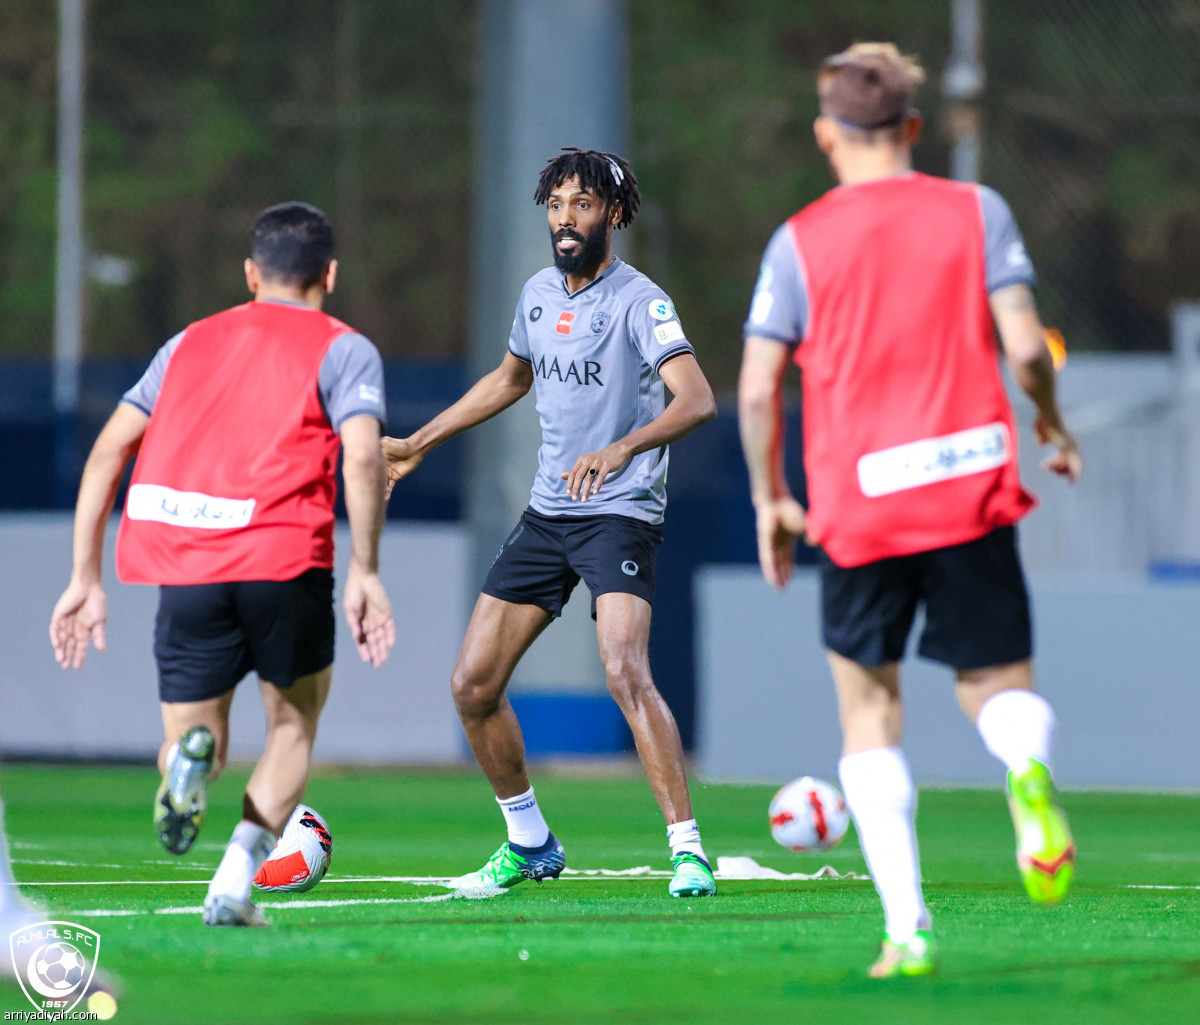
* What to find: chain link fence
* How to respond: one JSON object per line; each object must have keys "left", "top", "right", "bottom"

{"left": 986, "top": 0, "right": 1200, "bottom": 354}
{"left": 1, "top": 0, "right": 1196, "bottom": 497}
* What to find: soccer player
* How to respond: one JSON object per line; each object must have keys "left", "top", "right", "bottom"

{"left": 738, "top": 45, "right": 1082, "bottom": 976}
{"left": 49, "top": 202, "right": 395, "bottom": 927}
{"left": 382, "top": 149, "right": 719, "bottom": 897}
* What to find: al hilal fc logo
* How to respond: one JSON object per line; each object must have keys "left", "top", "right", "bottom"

{"left": 9, "top": 921, "right": 101, "bottom": 1015}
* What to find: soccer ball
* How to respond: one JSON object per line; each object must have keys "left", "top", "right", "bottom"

{"left": 769, "top": 776, "right": 850, "bottom": 852}
{"left": 33, "top": 942, "right": 87, "bottom": 992}
{"left": 253, "top": 803, "right": 333, "bottom": 893}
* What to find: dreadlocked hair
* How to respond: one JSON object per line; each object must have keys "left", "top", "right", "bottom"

{"left": 533, "top": 148, "right": 640, "bottom": 229}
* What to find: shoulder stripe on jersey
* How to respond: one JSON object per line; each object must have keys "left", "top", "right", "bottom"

{"left": 654, "top": 346, "right": 694, "bottom": 372}
{"left": 120, "top": 397, "right": 152, "bottom": 417}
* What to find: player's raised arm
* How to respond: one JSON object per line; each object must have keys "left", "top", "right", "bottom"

{"left": 738, "top": 337, "right": 807, "bottom": 590}
{"left": 50, "top": 402, "right": 149, "bottom": 668}
{"left": 382, "top": 352, "right": 533, "bottom": 498}
{"left": 990, "top": 284, "right": 1082, "bottom": 482}
{"left": 561, "top": 353, "right": 716, "bottom": 502}
{"left": 340, "top": 413, "right": 395, "bottom": 667}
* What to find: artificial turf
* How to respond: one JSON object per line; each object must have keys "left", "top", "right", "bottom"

{"left": 2, "top": 764, "right": 1197, "bottom": 1025}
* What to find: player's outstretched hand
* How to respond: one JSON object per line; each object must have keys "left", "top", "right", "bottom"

{"left": 1035, "top": 417, "right": 1082, "bottom": 483}
{"left": 343, "top": 563, "right": 396, "bottom": 668}
{"left": 561, "top": 443, "right": 632, "bottom": 502}
{"left": 755, "top": 497, "right": 809, "bottom": 591}
{"left": 381, "top": 436, "right": 424, "bottom": 500}
{"left": 49, "top": 580, "right": 108, "bottom": 670}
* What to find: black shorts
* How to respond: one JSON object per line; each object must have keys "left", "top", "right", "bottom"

{"left": 482, "top": 508, "right": 662, "bottom": 618}
{"left": 818, "top": 526, "right": 1032, "bottom": 670}
{"left": 154, "top": 568, "right": 335, "bottom": 703}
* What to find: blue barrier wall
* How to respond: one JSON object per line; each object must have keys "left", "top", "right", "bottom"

{"left": 1, "top": 357, "right": 805, "bottom": 752}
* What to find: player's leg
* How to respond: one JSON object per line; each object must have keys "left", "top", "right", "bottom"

{"left": 920, "top": 528, "right": 1074, "bottom": 904}
{"left": 448, "top": 594, "right": 567, "bottom": 889}
{"left": 449, "top": 512, "right": 578, "bottom": 890}
{"left": 153, "top": 581, "right": 250, "bottom": 855}
{"left": 569, "top": 513, "right": 713, "bottom": 896}
{"left": 959, "top": 659, "right": 1074, "bottom": 903}
{"left": 204, "top": 569, "right": 335, "bottom": 926}
{"left": 204, "top": 666, "right": 331, "bottom": 926}
{"left": 830, "top": 653, "right": 935, "bottom": 977}
{"left": 452, "top": 595, "right": 552, "bottom": 800}
{"left": 593, "top": 592, "right": 714, "bottom": 897}
{"left": 0, "top": 793, "right": 38, "bottom": 975}
{"left": 819, "top": 548, "right": 934, "bottom": 977}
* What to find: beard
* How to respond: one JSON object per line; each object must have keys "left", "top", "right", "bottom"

{"left": 551, "top": 220, "right": 609, "bottom": 276}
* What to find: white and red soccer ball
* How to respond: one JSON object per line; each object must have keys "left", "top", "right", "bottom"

{"left": 769, "top": 776, "right": 850, "bottom": 852}
{"left": 253, "top": 803, "right": 333, "bottom": 893}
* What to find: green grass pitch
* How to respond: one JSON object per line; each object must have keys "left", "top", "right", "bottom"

{"left": 2, "top": 764, "right": 1198, "bottom": 1025}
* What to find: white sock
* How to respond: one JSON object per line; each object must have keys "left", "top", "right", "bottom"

{"left": 207, "top": 820, "right": 276, "bottom": 903}
{"left": 839, "top": 747, "right": 930, "bottom": 943}
{"left": 976, "top": 689, "right": 1056, "bottom": 773}
{"left": 667, "top": 818, "right": 708, "bottom": 863}
{"left": 498, "top": 788, "right": 550, "bottom": 849}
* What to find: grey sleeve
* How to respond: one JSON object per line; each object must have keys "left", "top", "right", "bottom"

{"left": 980, "top": 186, "right": 1037, "bottom": 292}
{"left": 121, "top": 331, "right": 185, "bottom": 415}
{"left": 628, "top": 291, "right": 695, "bottom": 373}
{"left": 508, "top": 288, "right": 532, "bottom": 362}
{"left": 744, "top": 224, "right": 807, "bottom": 344}
{"left": 319, "top": 332, "right": 387, "bottom": 429}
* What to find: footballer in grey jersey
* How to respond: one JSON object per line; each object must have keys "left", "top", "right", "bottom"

{"left": 508, "top": 258, "right": 694, "bottom": 525}
{"left": 382, "top": 148, "right": 719, "bottom": 899}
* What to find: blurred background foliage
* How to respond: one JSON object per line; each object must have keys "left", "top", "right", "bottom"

{"left": 1, "top": 0, "right": 1197, "bottom": 385}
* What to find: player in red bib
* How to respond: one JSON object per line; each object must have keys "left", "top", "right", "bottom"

{"left": 49, "top": 203, "right": 395, "bottom": 927}
{"left": 738, "top": 44, "right": 1083, "bottom": 977}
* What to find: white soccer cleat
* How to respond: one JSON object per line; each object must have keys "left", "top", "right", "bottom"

{"left": 203, "top": 893, "right": 269, "bottom": 928}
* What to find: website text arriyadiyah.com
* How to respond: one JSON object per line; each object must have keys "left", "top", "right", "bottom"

{"left": 5, "top": 1011, "right": 100, "bottom": 1022}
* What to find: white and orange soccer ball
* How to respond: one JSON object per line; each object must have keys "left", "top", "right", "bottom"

{"left": 253, "top": 803, "right": 333, "bottom": 893}
{"left": 769, "top": 776, "right": 850, "bottom": 852}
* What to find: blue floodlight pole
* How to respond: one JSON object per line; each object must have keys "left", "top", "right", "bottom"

{"left": 54, "top": 0, "right": 86, "bottom": 506}
{"left": 468, "top": 0, "right": 628, "bottom": 704}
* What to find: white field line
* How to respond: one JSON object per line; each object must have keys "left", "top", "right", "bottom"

{"left": 72, "top": 892, "right": 506, "bottom": 917}
{"left": 10, "top": 859, "right": 869, "bottom": 887}
{"left": 1123, "top": 885, "right": 1200, "bottom": 890}
{"left": 13, "top": 875, "right": 657, "bottom": 887}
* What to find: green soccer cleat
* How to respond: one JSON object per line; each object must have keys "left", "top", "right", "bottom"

{"left": 1007, "top": 758, "right": 1075, "bottom": 905}
{"left": 668, "top": 852, "right": 717, "bottom": 898}
{"left": 449, "top": 834, "right": 566, "bottom": 891}
{"left": 869, "top": 930, "right": 938, "bottom": 979}
{"left": 154, "top": 725, "right": 215, "bottom": 855}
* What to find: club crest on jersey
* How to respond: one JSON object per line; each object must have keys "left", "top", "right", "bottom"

{"left": 556, "top": 312, "right": 575, "bottom": 335}
{"left": 590, "top": 311, "right": 610, "bottom": 335}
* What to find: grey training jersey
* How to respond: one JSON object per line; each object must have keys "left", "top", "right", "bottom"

{"left": 508, "top": 259, "right": 695, "bottom": 525}
{"left": 122, "top": 300, "right": 387, "bottom": 429}
{"left": 744, "top": 182, "right": 1037, "bottom": 343}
